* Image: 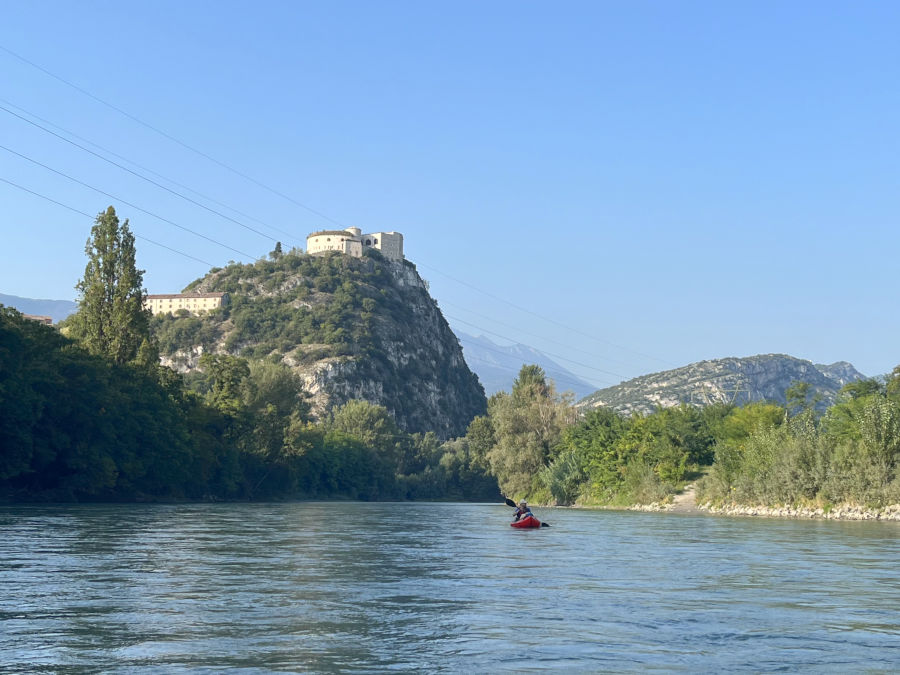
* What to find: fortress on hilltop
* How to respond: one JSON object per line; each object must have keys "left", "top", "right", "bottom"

{"left": 306, "top": 227, "right": 404, "bottom": 261}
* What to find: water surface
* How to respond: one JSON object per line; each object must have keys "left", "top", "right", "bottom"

{"left": 1, "top": 503, "right": 898, "bottom": 672}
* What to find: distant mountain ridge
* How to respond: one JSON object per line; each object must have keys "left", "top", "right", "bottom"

{"left": 0, "top": 294, "right": 77, "bottom": 323}
{"left": 577, "top": 354, "right": 866, "bottom": 415}
{"left": 455, "top": 332, "right": 598, "bottom": 399}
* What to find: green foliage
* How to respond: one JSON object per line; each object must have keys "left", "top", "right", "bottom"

{"left": 147, "top": 250, "right": 486, "bottom": 439}
{"left": 70, "top": 206, "right": 150, "bottom": 365}
{"left": 0, "top": 305, "right": 496, "bottom": 502}
{"left": 0, "top": 306, "right": 199, "bottom": 500}
{"left": 481, "top": 366, "right": 574, "bottom": 499}
{"left": 150, "top": 313, "right": 221, "bottom": 354}
{"left": 698, "top": 381, "right": 900, "bottom": 508}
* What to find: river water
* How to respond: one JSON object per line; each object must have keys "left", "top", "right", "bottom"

{"left": 1, "top": 502, "right": 898, "bottom": 673}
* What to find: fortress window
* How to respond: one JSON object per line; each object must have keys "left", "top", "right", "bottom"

{"left": 374, "top": 238, "right": 378, "bottom": 244}
{"left": 365, "top": 239, "right": 371, "bottom": 245}
{"left": 326, "top": 238, "right": 331, "bottom": 242}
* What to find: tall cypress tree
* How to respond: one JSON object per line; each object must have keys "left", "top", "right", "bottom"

{"left": 74, "top": 206, "right": 150, "bottom": 365}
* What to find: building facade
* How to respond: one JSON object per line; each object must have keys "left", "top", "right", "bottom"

{"left": 145, "top": 292, "right": 228, "bottom": 316}
{"left": 306, "top": 227, "right": 404, "bottom": 261}
{"left": 23, "top": 314, "right": 53, "bottom": 325}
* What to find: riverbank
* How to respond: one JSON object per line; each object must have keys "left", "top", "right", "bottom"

{"left": 625, "top": 498, "right": 900, "bottom": 521}
{"left": 698, "top": 502, "right": 900, "bottom": 521}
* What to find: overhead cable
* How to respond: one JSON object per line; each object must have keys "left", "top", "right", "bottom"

{"left": 0, "top": 43, "right": 345, "bottom": 228}
{"left": 0, "top": 176, "right": 215, "bottom": 266}
{"left": 0, "top": 103, "right": 291, "bottom": 247}
{"left": 421, "top": 261, "right": 675, "bottom": 368}
{"left": 0, "top": 96, "right": 302, "bottom": 243}
{"left": 445, "top": 313, "right": 627, "bottom": 380}
{"left": 0, "top": 145, "right": 258, "bottom": 260}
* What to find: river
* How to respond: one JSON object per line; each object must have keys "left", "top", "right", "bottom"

{"left": 1, "top": 502, "right": 898, "bottom": 672}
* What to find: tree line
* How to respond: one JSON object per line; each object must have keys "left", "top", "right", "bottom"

{"left": 463, "top": 363, "right": 900, "bottom": 509}
{"left": 4, "top": 206, "right": 899, "bottom": 509}
{"left": 0, "top": 207, "right": 494, "bottom": 502}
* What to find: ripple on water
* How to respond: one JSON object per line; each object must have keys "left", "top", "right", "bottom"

{"left": 1, "top": 503, "right": 898, "bottom": 672}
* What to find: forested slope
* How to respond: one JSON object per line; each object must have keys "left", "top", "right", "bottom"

{"left": 151, "top": 250, "right": 486, "bottom": 438}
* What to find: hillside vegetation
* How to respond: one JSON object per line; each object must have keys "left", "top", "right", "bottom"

{"left": 578, "top": 354, "right": 864, "bottom": 416}
{"left": 151, "top": 249, "right": 486, "bottom": 438}
{"left": 469, "top": 365, "right": 900, "bottom": 512}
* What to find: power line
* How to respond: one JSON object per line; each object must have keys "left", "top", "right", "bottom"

{"left": 0, "top": 44, "right": 675, "bottom": 373}
{"left": 0, "top": 96, "right": 304, "bottom": 243}
{"left": 456, "top": 331, "right": 615, "bottom": 392}
{"left": 445, "top": 313, "right": 627, "bottom": 380}
{"left": 421, "top": 260, "right": 675, "bottom": 368}
{"left": 441, "top": 297, "right": 649, "bottom": 372}
{"left": 0, "top": 103, "right": 295, "bottom": 248}
{"left": 0, "top": 176, "right": 215, "bottom": 267}
{"left": 0, "top": 144, "right": 258, "bottom": 260}
{"left": 0, "top": 43, "right": 345, "bottom": 228}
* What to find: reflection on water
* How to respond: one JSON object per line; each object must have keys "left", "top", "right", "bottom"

{"left": 1, "top": 503, "right": 898, "bottom": 672}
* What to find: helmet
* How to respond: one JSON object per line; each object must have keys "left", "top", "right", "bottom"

{"left": 519, "top": 500, "right": 527, "bottom": 506}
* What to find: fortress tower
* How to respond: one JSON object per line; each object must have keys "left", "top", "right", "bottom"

{"left": 306, "top": 228, "right": 404, "bottom": 261}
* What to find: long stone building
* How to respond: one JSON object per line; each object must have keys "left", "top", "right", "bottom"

{"left": 306, "top": 227, "right": 403, "bottom": 261}
{"left": 145, "top": 292, "right": 228, "bottom": 316}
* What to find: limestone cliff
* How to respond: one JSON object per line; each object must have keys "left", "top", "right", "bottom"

{"left": 150, "top": 251, "right": 486, "bottom": 438}
{"left": 577, "top": 354, "right": 866, "bottom": 416}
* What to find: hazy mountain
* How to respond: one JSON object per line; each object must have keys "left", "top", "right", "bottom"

{"left": 577, "top": 354, "right": 867, "bottom": 416}
{"left": 455, "top": 332, "right": 598, "bottom": 399}
{"left": 0, "top": 294, "right": 77, "bottom": 323}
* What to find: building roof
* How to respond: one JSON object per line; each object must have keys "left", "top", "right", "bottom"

{"left": 146, "top": 293, "right": 226, "bottom": 300}
{"left": 307, "top": 230, "right": 355, "bottom": 238}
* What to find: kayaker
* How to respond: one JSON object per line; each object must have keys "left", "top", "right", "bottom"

{"left": 513, "top": 500, "right": 533, "bottom": 521}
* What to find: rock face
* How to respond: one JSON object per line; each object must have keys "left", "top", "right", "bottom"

{"left": 577, "top": 354, "right": 866, "bottom": 416}
{"left": 152, "top": 252, "right": 486, "bottom": 438}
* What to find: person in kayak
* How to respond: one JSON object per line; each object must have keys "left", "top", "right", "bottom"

{"left": 513, "top": 500, "right": 533, "bottom": 521}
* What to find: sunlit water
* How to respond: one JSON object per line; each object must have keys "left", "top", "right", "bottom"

{"left": 1, "top": 503, "right": 898, "bottom": 672}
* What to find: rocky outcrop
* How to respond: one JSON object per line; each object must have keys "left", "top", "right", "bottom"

{"left": 152, "top": 252, "right": 486, "bottom": 438}
{"left": 577, "top": 354, "right": 866, "bottom": 416}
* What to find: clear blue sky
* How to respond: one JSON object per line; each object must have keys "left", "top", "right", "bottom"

{"left": 2, "top": 1, "right": 898, "bottom": 387}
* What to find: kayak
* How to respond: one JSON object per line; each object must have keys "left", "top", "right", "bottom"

{"left": 510, "top": 514, "right": 542, "bottom": 528}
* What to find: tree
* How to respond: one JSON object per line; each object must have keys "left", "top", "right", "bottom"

{"left": 886, "top": 366, "right": 900, "bottom": 402}
{"left": 199, "top": 353, "right": 250, "bottom": 417}
{"left": 72, "top": 206, "right": 150, "bottom": 365}
{"left": 785, "top": 381, "right": 820, "bottom": 418}
{"left": 485, "top": 365, "right": 574, "bottom": 498}
{"left": 328, "top": 399, "right": 401, "bottom": 455}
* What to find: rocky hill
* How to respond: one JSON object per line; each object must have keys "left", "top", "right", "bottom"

{"left": 577, "top": 354, "right": 866, "bottom": 415}
{"left": 456, "top": 332, "right": 597, "bottom": 398}
{"left": 150, "top": 250, "right": 486, "bottom": 438}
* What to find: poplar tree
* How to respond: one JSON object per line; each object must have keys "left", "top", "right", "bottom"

{"left": 73, "top": 206, "right": 150, "bottom": 365}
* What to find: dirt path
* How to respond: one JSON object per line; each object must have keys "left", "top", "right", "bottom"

{"left": 670, "top": 481, "right": 700, "bottom": 513}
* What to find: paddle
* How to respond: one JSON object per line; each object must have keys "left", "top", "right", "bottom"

{"left": 503, "top": 497, "right": 551, "bottom": 527}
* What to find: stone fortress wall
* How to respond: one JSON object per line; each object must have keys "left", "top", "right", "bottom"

{"left": 306, "top": 227, "right": 404, "bottom": 261}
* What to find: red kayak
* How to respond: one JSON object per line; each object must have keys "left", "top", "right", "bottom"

{"left": 510, "top": 515, "right": 542, "bottom": 528}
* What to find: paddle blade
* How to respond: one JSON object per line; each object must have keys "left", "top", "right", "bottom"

{"left": 541, "top": 522, "right": 551, "bottom": 527}
{"left": 504, "top": 497, "right": 517, "bottom": 508}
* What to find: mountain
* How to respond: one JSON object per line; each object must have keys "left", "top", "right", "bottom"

{"left": 0, "top": 294, "right": 77, "bottom": 323}
{"left": 150, "top": 251, "right": 486, "bottom": 438}
{"left": 577, "top": 354, "right": 866, "bottom": 416}
{"left": 455, "top": 332, "right": 598, "bottom": 399}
